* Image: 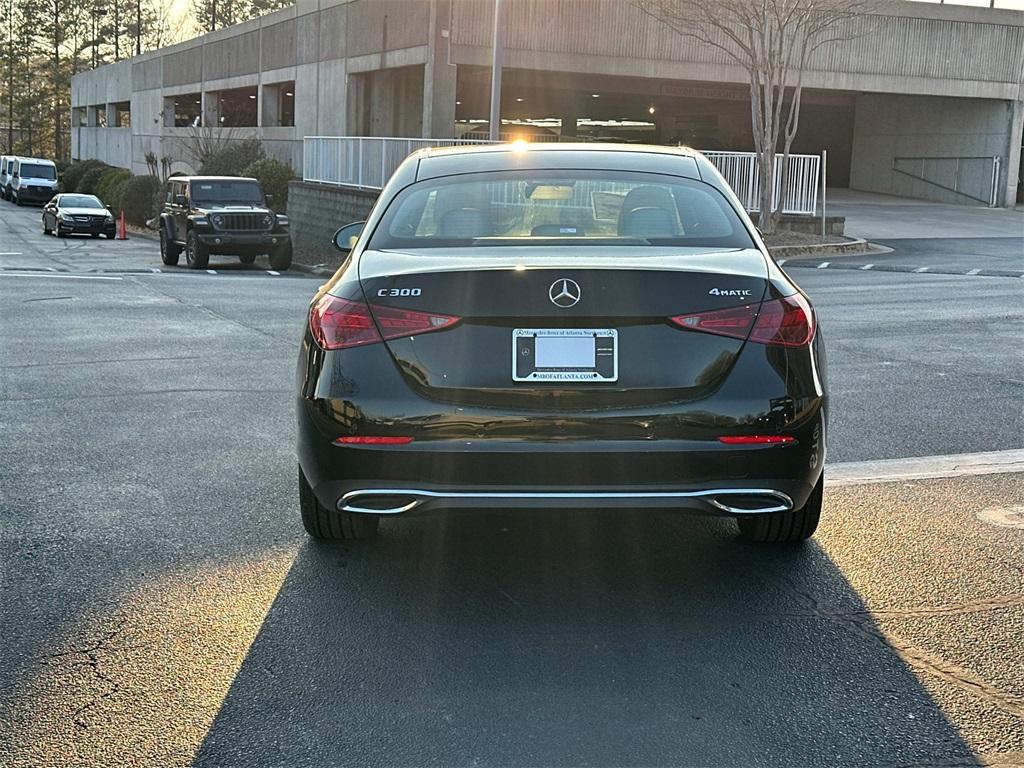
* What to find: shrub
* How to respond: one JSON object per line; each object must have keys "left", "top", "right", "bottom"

{"left": 243, "top": 157, "right": 295, "bottom": 212}
{"left": 119, "top": 175, "right": 160, "bottom": 226}
{"left": 96, "top": 168, "right": 131, "bottom": 209}
{"left": 62, "top": 159, "right": 106, "bottom": 193}
{"left": 105, "top": 176, "right": 131, "bottom": 216}
{"left": 197, "top": 137, "right": 266, "bottom": 177}
{"left": 198, "top": 138, "right": 265, "bottom": 176}
{"left": 78, "top": 165, "right": 111, "bottom": 196}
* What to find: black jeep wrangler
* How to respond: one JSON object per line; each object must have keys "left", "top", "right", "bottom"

{"left": 158, "top": 176, "right": 292, "bottom": 270}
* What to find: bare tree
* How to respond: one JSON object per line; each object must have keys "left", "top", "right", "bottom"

{"left": 634, "top": 0, "right": 873, "bottom": 233}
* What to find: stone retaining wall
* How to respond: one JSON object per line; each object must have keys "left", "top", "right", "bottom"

{"left": 287, "top": 181, "right": 379, "bottom": 267}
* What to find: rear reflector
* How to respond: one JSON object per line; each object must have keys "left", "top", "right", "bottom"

{"left": 718, "top": 435, "right": 796, "bottom": 445}
{"left": 670, "top": 294, "right": 814, "bottom": 347}
{"left": 334, "top": 436, "right": 415, "bottom": 445}
{"left": 310, "top": 294, "right": 459, "bottom": 350}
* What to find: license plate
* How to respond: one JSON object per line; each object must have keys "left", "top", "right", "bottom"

{"left": 512, "top": 328, "right": 618, "bottom": 382}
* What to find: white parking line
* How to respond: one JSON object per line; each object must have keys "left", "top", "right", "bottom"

{"left": 966, "top": 268, "right": 982, "bottom": 276}
{"left": 0, "top": 272, "right": 123, "bottom": 281}
{"left": 913, "top": 266, "right": 929, "bottom": 273}
{"left": 0, "top": 252, "right": 22, "bottom": 256}
{"left": 776, "top": 259, "right": 787, "bottom": 266}
{"left": 206, "top": 269, "right": 217, "bottom": 275}
{"left": 828, "top": 449, "right": 1024, "bottom": 486}
{"left": 860, "top": 264, "right": 874, "bottom": 270}
{"left": 266, "top": 270, "right": 280, "bottom": 276}
{"left": 816, "top": 261, "right": 830, "bottom": 269}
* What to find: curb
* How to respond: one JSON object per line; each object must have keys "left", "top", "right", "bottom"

{"left": 767, "top": 237, "right": 875, "bottom": 259}
{"left": 290, "top": 262, "right": 336, "bottom": 277}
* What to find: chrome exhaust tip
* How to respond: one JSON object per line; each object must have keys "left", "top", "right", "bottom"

{"left": 707, "top": 491, "right": 793, "bottom": 515}
{"left": 339, "top": 491, "right": 424, "bottom": 514}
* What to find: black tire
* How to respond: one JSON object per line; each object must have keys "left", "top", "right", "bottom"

{"left": 239, "top": 253, "right": 257, "bottom": 265}
{"left": 298, "top": 466, "right": 379, "bottom": 540}
{"left": 160, "top": 228, "right": 181, "bottom": 266}
{"left": 14, "top": 193, "right": 21, "bottom": 206}
{"left": 90, "top": 232, "right": 101, "bottom": 238}
{"left": 56, "top": 226, "right": 66, "bottom": 238}
{"left": 43, "top": 217, "right": 52, "bottom": 235}
{"left": 268, "top": 242, "right": 292, "bottom": 271}
{"left": 737, "top": 473, "right": 823, "bottom": 543}
{"left": 185, "top": 230, "right": 209, "bottom": 270}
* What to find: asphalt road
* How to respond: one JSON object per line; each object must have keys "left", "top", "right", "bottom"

{"left": 1, "top": 200, "right": 1022, "bottom": 767}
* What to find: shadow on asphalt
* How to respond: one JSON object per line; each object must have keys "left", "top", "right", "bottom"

{"left": 194, "top": 510, "right": 973, "bottom": 767}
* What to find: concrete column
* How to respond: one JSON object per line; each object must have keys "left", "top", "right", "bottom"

{"left": 87, "top": 105, "right": 100, "bottom": 127}
{"left": 106, "top": 103, "right": 118, "bottom": 128}
{"left": 262, "top": 84, "right": 281, "bottom": 127}
{"left": 162, "top": 97, "right": 176, "bottom": 128}
{"left": 1004, "top": 100, "right": 1022, "bottom": 207}
{"left": 203, "top": 92, "right": 220, "bottom": 127}
{"left": 422, "top": 0, "right": 456, "bottom": 138}
{"left": 561, "top": 110, "right": 578, "bottom": 138}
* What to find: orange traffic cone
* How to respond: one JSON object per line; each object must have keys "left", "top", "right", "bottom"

{"left": 117, "top": 210, "right": 128, "bottom": 240}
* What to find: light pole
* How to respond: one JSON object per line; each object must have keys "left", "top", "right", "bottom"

{"left": 487, "top": 0, "right": 504, "bottom": 141}
{"left": 135, "top": 0, "right": 141, "bottom": 56}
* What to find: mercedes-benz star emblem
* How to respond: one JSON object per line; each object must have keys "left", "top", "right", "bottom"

{"left": 549, "top": 278, "right": 581, "bottom": 308}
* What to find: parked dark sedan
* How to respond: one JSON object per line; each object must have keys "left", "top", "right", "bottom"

{"left": 42, "top": 194, "right": 116, "bottom": 238}
{"left": 296, "top": 144, "right": 827, "bottom": 544}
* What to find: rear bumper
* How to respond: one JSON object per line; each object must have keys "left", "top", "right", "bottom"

{"left": 297, "top": 400, "right": 825, "bottom": 517}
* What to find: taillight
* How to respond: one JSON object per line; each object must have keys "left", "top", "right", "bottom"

{"left": 334, "top": 436, "right": 414, "bottom": 445}
{"left": 309, "top": 294, "right": 460, "bottom": 350}
{"left": 670, "top": 294, "right": 814, "bottom": 348}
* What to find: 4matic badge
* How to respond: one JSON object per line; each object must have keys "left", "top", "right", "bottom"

{"left": 708, "top": 288, "right": 753, "bottom": 297}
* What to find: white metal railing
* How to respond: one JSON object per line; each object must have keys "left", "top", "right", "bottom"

{"left": 303, "top": 136, "right": 496, "bottom": 189}
{"left": 303, "top": 137, "right": 821, "bottom": 216}
{"left": 703, "top": 151, "right": 820, "bottom": 215}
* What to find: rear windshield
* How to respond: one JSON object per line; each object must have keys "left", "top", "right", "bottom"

{"left": 190, "top": 181, "right": 264, "bottom": 205}
{"left": 19, "top": 163, "right": 56, "bottom": 180}
{"left": 60, "top": 195, "right": 103, "bottom": 209}
{"left": 368, "top": 170, "right": 754, "bottom": 250}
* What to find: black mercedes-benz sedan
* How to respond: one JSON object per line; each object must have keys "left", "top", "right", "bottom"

{"left": 296, "top": 144, "right": 827, "bottom": 544}
{"left": 41, "top": 194, "right": 116, "bottom": 238}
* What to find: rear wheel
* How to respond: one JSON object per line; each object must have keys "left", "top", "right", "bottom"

{"left": 160, "top": 228, "right": 181, "bottom": 266}
{"left": 185, "top": 230, "right": 209, "bottom": 269}
{"left": 737, "top": 473, "right": 823, "bottom": 543}
{"left": 298, "top": 467, "right": 379, "bottom": 540}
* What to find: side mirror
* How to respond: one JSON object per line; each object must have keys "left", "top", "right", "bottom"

{"left": 175, "top": 194, "right": 186, "bottom": 206}
{"left": 333, "top": 221, "right": 365, "bottom": 254}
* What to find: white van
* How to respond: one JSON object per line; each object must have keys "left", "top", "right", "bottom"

{"left": 0, "top": 156, "right": 13, "bottom": 201}
{"left": 10, "top": 157, "right": 58, "bottom": 206}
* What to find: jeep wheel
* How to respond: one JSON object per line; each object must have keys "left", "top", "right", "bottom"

{"left": 43, "top": 219, "right": 52, "bottom": 235}
{"left": 269, "top": 242, "right": 292, "bottom": 271}
{"left": 185, "top": 230, "right": 209, "bottom": 270}
{"left": 160, "top": 229, "right": 181, "bottom": 266}
{"left": 239, "top": 254, "right": 257, "bottom": 265}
